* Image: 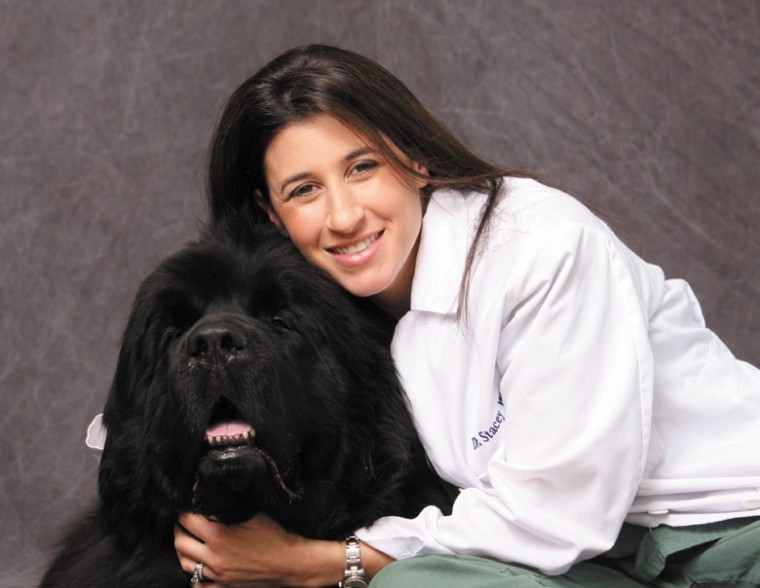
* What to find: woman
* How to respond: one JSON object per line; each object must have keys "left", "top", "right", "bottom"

{"left": 174, "top": 44, "right": 760, "bottom": 587}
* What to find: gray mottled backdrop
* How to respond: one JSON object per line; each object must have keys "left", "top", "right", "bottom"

{"left": 2, "top": 1, "right": 758, "bottom": 586}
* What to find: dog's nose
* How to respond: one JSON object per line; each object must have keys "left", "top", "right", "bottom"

{"left": 188, "top": 323, "right": 247, "bottom": 360}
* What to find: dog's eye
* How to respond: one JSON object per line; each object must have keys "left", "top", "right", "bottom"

{"left": 271, "top": 315, "right": 291, "bottom": 330}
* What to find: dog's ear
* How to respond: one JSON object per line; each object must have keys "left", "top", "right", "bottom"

{"left": 98, "top": 271, "right": 186, "bottom": 550}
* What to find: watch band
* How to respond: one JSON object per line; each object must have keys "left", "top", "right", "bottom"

{"left": 339, "top": 535, "right": 369, "bottom": 588}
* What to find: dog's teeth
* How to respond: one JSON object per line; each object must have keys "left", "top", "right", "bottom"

{"left": 204, "top": 427, "right": 256, "bottom": 448}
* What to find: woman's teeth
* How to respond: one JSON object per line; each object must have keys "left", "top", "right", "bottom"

{"left": 334, "top": 232, "right": 380, "bottom": 255}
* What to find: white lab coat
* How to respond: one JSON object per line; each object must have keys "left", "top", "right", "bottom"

{"left": 356, "top": 178, "right": 760, "bottom": 575}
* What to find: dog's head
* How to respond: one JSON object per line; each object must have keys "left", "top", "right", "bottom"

{"left": 97, "top": 224, "right": 408, "bottom": 548}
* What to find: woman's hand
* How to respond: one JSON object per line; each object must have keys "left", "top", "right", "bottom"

{"left": 175, "top": 512, "right": 393, "bottom": 587}
{"left": 175, "top": 511, "right": 340, "bottom": 587}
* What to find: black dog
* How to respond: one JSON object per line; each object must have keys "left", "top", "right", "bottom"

{"left": 41, "top": 223, "right": 456, "bottom": 588}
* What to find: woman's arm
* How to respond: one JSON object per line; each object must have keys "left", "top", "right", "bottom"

{"left": 174, "top": 512, "right": 394, "bottom": 587}
{"left": 357, "top": 220, "right": 656, "bottom": 574}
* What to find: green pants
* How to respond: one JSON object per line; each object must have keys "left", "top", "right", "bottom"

{"left": 370, "top": 517, "right": 760, "bottom": 587}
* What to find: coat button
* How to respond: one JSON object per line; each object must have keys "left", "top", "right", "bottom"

{"left": 742, "top": 498, "right": 760, "bottom": 509}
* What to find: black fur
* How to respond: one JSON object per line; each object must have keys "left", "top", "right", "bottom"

{"left": 41, "top": 223, "right": 456, "bottom": 588}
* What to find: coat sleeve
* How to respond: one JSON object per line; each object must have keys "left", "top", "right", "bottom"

{"left": 357, "top": 222, "right": 657, "bottom": 575}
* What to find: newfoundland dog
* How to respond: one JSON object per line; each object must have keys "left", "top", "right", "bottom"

{"left": 41, "top": 223, "right": 456, "bottom": 588}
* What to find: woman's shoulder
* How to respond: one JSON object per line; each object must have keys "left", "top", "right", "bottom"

{"left": 483, "top": 179, "right": 666, "bottom": 311}
{"left": 496, "top": 177, "right": 611, "bottom": 236}
{"left": 417, "top": 177, "right": 665, "bottom": 315}
{"left": 488, "top": 178, "right": 653, "bottom": 279}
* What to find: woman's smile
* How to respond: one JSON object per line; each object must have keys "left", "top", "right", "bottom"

{"left": 328, "top": 230, "right": 384, "bottom": 266}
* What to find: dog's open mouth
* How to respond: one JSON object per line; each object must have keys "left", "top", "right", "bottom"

{"left": 204, "top": 398, "right": 256, "bottom": 448}
{"left": 205, "top": 420, "right": 256, "bottom": 447}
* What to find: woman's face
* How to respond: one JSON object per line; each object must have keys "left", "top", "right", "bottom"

{"left": 262, "top": 113, "right": 427, "bottom": 316}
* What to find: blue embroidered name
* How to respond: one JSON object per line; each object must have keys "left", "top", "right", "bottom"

{"left": 471, "top": 410, "right": 506, "bottom": 450}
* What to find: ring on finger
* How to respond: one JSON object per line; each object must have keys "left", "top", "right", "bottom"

{"left": 190, "top": 561, "right": 205, "bottom": 585}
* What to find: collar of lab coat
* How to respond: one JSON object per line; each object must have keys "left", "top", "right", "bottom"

{"left": 409, "top": 188, "right": 485, "bottom": 315}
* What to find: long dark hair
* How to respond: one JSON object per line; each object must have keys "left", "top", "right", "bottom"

{"left": 207, "top": 44, "right": 529, "bottom": 317}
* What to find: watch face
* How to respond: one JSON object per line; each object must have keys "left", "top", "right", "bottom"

{"left": 343, "top": 578, "right": 369, "bottom": 588}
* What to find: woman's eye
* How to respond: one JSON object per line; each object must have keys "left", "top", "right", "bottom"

{"left": 289, "top": 183, "right": 316, "bottom": 199}
{"left": 351, "top": 160, "right": 378, "bottom": 175}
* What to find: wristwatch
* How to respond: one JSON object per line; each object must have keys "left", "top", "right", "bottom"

{"left": 339, "top": 535, "right": 369, "bottom": 588}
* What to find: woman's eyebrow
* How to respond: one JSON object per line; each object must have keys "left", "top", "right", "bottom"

{"left": 278, "top": 147, "right": 377, "bottom": 194}
{"left": 342, "top": 147, "right": 374, "bottom": 162}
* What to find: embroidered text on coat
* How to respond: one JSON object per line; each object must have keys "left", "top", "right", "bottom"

{"left": 471, "top": 393, "right": 506, "bottom": 450}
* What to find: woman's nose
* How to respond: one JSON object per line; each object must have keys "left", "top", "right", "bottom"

{"left": 325, "top": 188, "right": 365, "bottom": 233}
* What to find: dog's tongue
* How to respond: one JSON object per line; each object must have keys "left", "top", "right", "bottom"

{"left": 206, "top": 421, "right": 253, "bottom": 437}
